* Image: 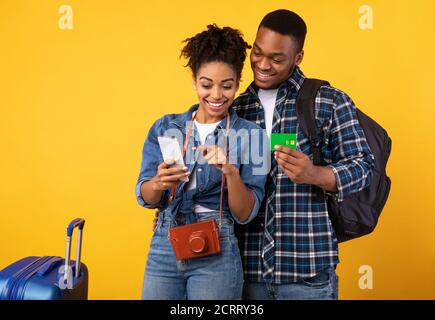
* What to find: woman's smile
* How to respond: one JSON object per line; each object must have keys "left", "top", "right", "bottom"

{"left": 205, "top": 99, "right": 228, "bottom": 111}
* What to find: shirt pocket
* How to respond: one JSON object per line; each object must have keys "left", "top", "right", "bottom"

{"left": 209, "top": 165, "right": 224, "bottom": 184}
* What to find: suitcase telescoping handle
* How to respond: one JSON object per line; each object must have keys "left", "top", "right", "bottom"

{"left": 64, "top": 218, "right": 85, "bottom": 280}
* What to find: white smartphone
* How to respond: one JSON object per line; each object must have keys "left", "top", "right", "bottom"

{"left": 157, "top": 136, "right": 189, "bottom": 182}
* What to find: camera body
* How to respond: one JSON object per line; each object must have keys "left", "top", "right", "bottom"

{"left": 168, "top": 219, "right": 221, "bottom": 260}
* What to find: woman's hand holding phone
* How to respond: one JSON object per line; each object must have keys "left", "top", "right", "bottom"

{"left": 151, "top": 160, "right": 191, "bottom": 191}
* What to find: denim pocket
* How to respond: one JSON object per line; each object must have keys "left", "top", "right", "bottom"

{"left": 209, "top": 165, "right": 224, "bottom": 184}
{"left": 300, "top": 268, "right": 333, "bottom": 288}
{"left": 218, "top": 216, "right": 235, "bottom": 239}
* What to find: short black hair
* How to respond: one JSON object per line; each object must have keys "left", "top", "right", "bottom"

{"left": 181, "top": 24, "right": 251, "bottom": 80}
{"left": 259, "top": 9, "right": 307, "bottom": 52}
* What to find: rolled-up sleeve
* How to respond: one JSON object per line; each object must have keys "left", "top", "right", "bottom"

{"left": 135, "top": 117, "right": 169, "bottom": 210}
{"left": 326, "top": 92, "right": 375, "bottom": 202}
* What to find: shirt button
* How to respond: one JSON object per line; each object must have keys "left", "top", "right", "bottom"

{"left": 198, "top": 168, "right": 202, "bottom": 172}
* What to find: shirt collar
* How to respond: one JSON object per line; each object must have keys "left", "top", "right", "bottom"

{"left": 247, "top": 66, "right": 306, "bottom": 98}
{"left": 169, "top": 104, "right": 238, "bottom": 133}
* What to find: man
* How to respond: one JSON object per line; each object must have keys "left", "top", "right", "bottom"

{"left": 232, "top": 9, "right": 375, "bottom": 300}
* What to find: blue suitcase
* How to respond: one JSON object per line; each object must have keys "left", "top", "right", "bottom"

{"left": 0, "top": 218, "right": 88, "bottom": 300}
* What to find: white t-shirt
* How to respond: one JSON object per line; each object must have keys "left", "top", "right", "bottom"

{"left": 258, "top": 88, "right": 279, "bottom": 138}
{"left": 186, "top": 119, "right": 221, "bottom": 213}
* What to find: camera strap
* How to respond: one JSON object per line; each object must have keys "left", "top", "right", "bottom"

{"left": 169, "top": 110, "right": 230, "bottom": 228}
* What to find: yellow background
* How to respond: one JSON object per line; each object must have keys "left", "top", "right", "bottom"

{"left": 1, "top": 0, "right": 434, "bottom": 299}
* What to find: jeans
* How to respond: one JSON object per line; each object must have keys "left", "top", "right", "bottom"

{"left": 243, "top": 266, "right": 338, "bottom": 300}
{"left": 141, "top": 211, "right": 244, "bottom": 300}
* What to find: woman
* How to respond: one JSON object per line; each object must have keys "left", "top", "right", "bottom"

{"left": 136, "top": 24, "right": 268, "bottom": 300}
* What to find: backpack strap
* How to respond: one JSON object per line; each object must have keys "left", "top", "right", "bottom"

{"left": 296, "top": 78, "right": 330, "bottom": 200}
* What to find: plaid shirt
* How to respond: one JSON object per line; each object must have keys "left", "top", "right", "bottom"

{"left": 233, "top": 67, "right": 375, "bottom": 283}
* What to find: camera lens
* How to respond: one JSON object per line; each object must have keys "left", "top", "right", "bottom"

{"left": 189, "top": 232, "right": 208, "bottom": 253}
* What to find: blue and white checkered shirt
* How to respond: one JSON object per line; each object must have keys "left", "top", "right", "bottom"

{"left": 233, "top": 67, "right": 374, "bottom": 283}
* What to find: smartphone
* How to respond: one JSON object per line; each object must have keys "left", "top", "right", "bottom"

{"left": 270, "top": 133, "right": 297, "bottom": 151}
{"left": 157, "top": 136, "right": 189, "bottom": 182}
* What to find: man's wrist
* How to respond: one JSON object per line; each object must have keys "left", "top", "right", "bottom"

{"left": 311, "top": 165, "right": 338, "bottom": 192}
{"left": 309, "top": 165, "right": 322, "bottom": 187}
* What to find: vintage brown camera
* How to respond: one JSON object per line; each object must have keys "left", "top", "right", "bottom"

{"left": 168, "top": 219, "right": 221, "bottom": 260}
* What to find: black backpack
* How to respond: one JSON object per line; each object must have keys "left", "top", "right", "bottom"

{"left": 296, "top": 79, "right": 392, "bottom": 242}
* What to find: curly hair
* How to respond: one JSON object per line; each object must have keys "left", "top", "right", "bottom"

{"left": 180, "top": 24, "right": 251, "bottom": 80}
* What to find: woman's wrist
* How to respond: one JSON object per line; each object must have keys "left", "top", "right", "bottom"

{"left": 141, "top": 179, "right": 163, "bottom": 205}
{"left": 222, "top": 164, "right": 238, "bottom": 178}
{"left": 150, "top": 176, "right": 166, "bottom": 193}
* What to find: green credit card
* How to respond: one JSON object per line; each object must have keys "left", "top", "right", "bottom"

{"left": 270, "top": 133, "right": 297, "bottom": 151}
